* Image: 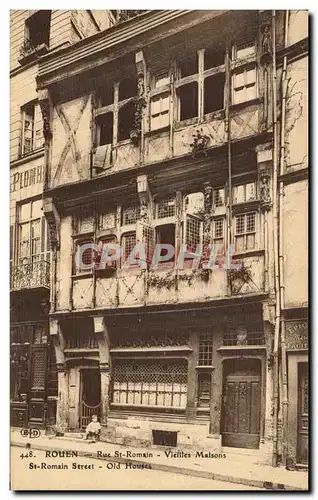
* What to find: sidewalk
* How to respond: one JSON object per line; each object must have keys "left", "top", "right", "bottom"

{"left": 11, "top": 429, "right": 308, "bottom": 491}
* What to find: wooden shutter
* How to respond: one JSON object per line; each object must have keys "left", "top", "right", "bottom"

{"left": 34, "top": 102, "right": 44, "bottom": 150}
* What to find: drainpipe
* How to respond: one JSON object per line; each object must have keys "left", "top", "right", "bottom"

{"left": 271, "top": 10, "right": 281, "bottom": 468}
{"left": 225, "top": 46, "right": 232, "bottom": 249}
{"left": 279, "top": 10, "right": 289, "bottom": 466}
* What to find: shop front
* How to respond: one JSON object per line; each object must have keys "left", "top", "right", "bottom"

{"left": 285, "top": 316, "right": 308, "bottom": 468}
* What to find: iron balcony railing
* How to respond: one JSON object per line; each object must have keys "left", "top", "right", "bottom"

{"left": 10, "top": 260, "right": 50, "bottom": 292}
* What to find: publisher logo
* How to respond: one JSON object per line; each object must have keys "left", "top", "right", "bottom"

{"left": 20, "top": 428, "right": 41, "bottom": 439}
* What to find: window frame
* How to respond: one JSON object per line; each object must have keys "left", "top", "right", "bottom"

{"left": 17, "top": 199, "right": 49, "bottom": 266}
{"left": 74, "top": 238, "right": 94, "bottom": 275}
{"left": 234, "top": 211, "right": 258, "bottom": 252}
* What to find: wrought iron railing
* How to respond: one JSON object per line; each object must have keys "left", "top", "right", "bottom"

{"left": 223, "top": 331, "right": 265, "bottom": 346}
{"left": 10, "top": 260, "right": 50, "bottom": 291}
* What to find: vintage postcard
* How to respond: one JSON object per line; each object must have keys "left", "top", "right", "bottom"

{"left": 10, "top": 9, "right": 308, "bottom": 491}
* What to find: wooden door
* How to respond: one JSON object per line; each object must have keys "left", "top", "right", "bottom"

{"left": 79, "top": 369, "right": 101, "bottom": 429}
{"left": 297, "top": 363, "right": 308, "bottom": 465}
{"left": 222, "top": 361, "right": 261, "bottom": 449}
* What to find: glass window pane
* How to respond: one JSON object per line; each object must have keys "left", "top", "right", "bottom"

{"left": 246, "top": 84, "right": 257, "bottom": 101}
{"left": 235, "top": 235, "right": 245, "bottom": 252}
{"left": 19, "top": 223, "right": 30, "bottom": 259}
{"left": 20, "top": 203, "right": 31, "bottom": 222}
{"left": 31, "top": 199, "right": 42, "bottom": 218}
{"left": 151, "top": 97, "right": 161, "bottom": 116}
{"left": 233, "top": 88, "right": 246, "bottom": 104}
{"left": 246, "top": 182, "right": 256, "bottom": 201}
{"left": 246, "top": 68, "right": 256, "bottom": 85}
{"left": 161, "top": 94, "right": 170, "bottom": 112}
{"left": 233, "top": 71, "right": 245, "bottom": 89}
{"left": 236, "top": 42, "right": 256, "bottom": 60}
{"left": 247, "top": 234, "right": 255, "bottom": 250}
{"left": 235, "top": 215, "right": 245, "bottom": 234}
{"left": 233, "top": 185, "right": 245, "bottom": 204}
{"left": 154, "top": 73, "right": 170, "bottom": 88}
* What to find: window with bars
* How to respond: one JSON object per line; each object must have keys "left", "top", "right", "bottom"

{"left": 95, "top": 235, "right": 118, "bottom": 270}
{"left": 232, "top": 66, "right": 257, "bottom": 105}
{"left": 122, "top": 205, "right": 140, "bottom": 225}
{"left": 223, "top": 310, "right": 264, "bottom": 346}
{"left": 97, "top": 209, "right": 116, "bottom": 230}
{"left": 76, "top": 210, "right": 94, "bottom": 234}
{"left": 198, "top": 334, "right": 213, "bottom": 366}
{"left": 121, "top": 232, "right": 136, "bottom": 263}
{"left": 156, "top": 197, "right": 176, "bottom": 219}
{"left": 18, "top": 199, "right": 49, "bottom": 265}
{"left": 185, "top": 215, "right": 201, "bottom": 254}
{"left": 74, "top": 240, "right": 94, "bottom": 274}
{"left": 212, "top": 218, "right": 225, "bottom": 246}
{"left": 112, "top": 360, "right": 188, "bottom": 408}
{"left": 213, "top": 187, "right": 225, "bottom": 208}
{"left": 233, "top": 182, "right": 257, "bottom": 204}
{"left": 235, "top": 212, "right": 256, "bottom": 251}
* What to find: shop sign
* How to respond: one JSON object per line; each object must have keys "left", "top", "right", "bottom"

{"left": 285, "top": 321, "right": 308, "bottom": 350}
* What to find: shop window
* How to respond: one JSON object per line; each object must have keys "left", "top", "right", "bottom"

{"left": 235, "top": 212, "right": 256, "bottom": 251}
{"left": 156, "top": 197, "right": 176, "bottom": 219}
{"left": 198, "top": 333, "right": 213, "bottom": 366}
{"left": 97, "top": 112, "right": 113, "bottom": 146}
{"left": 25, "top": 10, "right": 51, "bottom": 49}
{"left": 232, "top": 66, "right": 257, "bottom": 104}
{"left": 20, "top": 101, "right": 43, "bottom": 156}
{"left": 213, "top": 187, "right": 225, "bottom": 208}
{"left": 119, "top": 78, "right": 137, "bottom": 101}
{"left": 121, "top": 232, "right": 136, "bottom": 263}
{"left": 74, "top": 240, "right": 94, "bottom": 274}
{"left": 204, "top": 47, "right": 225, "bottom": 70}
{"left": 233, "top": 181, "right": 256, "bottom": 204}
{"left": 150, "top": 92, "right": 170, "bottom": 130}
{"left": 179, "top": 82, "right": 198, "bottom": 121}
{"left": 118, "top": 101, "right": 135, "bottom": 142}
{"left": 204, "top": 73, "right": 225, "bottom": 114}
{"left": 179, "top": 55, "right": 198, "bottom": 78}
{"left": 155, "top": 224, "right": 175, "bottom": 263}
{"left": 122, "top": 205, "right": 140, "bottom": 225}
{"left": 112, "top": 359, "right": 188, "bottom": 408}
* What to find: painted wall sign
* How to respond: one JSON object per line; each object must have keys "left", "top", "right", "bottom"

{"left": 10, "top": 165, "right": 43, "bottom": 193}
{"left": 285, "top": 320, "right": 308, "bottom": 350}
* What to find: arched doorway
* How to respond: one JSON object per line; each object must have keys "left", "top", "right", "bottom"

{"left": 221, "top": 358, "right": 261, "bottom": 449}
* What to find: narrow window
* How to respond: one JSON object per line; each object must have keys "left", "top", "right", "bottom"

{"left": 179, "top": 82, "right": 198, "bottom": 121}
{"left": 213, "top": 187, "right": 225, "bottom": 208}
{"left": 97, "top": 112, "right": 113, "bottom": 146}
{"left": 25, "top": 10, "right": 51, "bottom": 49}
{"left": 118, "top": 101, "right": 135, "bottom": 142}
{"left": 150, "top": 92, "right": 170, "bottom": 130}
{"left": 119, "top": 78, "right": 137, "bottom": 101}
{"left": 198, "top": 333, "right": 213, "bottom": 365}
{"left": 232, "top": 67, "right": 257, "bottom": 104}
{"left": 204, "top": 47, "right": 225, "bottom": 70}
{"left": 121, "top": 232, "right": 136, "bottom": 263}
{"left": 235, "top": 212, "right": 256, "bottom": 251}
{"left": 75, "top": 240, "right": 93, "bottom": 274}
{"left": 122, "top": 205, "right": 140, "bottom": 225}
{"left": 185, "top": 216, "right": 201, "bottom": 254}
{"left": 156, "top": 197, "right": 176, "bottom": 219}
{"left": 156, "top": 224, "right": 175, "bottom": 263}
{"left": 204, "top": 73, "right": 225, "bottom": 114}
{"left": 179, "top": 55, "right": 198, "bottom": 78}
{"left": 21, "top": 103, "right": 35, "bottom": 156}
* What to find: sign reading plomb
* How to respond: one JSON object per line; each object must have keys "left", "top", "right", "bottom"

{"left": 285, "top": 320, "right": 308, "bottom": 350}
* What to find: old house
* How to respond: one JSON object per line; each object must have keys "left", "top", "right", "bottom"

{"left": 34, "top": 10, "right": 308, "bottom": 467}
{"left": 10, "top": 9, "right": 114, "bottom": 428}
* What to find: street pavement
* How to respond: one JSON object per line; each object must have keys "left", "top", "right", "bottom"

{"left": 10, "top": 446, "right": 264, "bottom": 491}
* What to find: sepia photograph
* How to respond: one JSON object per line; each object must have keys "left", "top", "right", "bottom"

{"left": 9, "top": 8, "right": 309, "bottom": 491}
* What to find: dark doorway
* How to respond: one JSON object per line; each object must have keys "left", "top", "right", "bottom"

{"left": 297, "top": 362, "right": 308, "bottom": 465}
{"left": 80, "top": 369, "right": 101, "bottom": 429}
{"left": 221, "top": 359, "right": 261, "bottom": 449}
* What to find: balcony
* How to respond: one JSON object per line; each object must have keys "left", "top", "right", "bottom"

{"left": 10, "top": 260, "right": 50, "bottom": 292}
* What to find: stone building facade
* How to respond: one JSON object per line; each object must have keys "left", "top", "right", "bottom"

{"left": 22, "top": 10, "right": 308, "bottom": 467}
{"left": 10, "top": 9, "right": 114, "bottom": 428}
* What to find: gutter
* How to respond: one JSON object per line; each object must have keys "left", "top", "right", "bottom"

{"left": 271, "top": 10, "right": 280, "bottom": 468}
{"left": 279, "top": 10, "right": 290, "bottom": 466}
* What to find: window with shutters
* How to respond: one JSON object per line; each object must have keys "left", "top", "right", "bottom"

{"left": 17, "top": 199, "right": 49, "bottom": 265}
{"left": 112, "top": 359, "right": 188, "bottom": 408}
{"left": 150, "top": 92, "right": 170, "bottom": 130}
{"left": 20, "top": 101, "right": 43, "bottom": 156}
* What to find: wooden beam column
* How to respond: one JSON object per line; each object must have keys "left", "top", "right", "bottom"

{"left": 93, "top": 317, "right": 110, "bottom": 426}
{"left": 50, "top": 318, "right": 68, "bottom": 431}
